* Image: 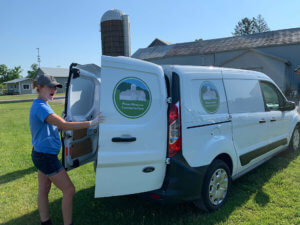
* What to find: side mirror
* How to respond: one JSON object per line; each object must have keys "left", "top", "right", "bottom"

{"left": 281, "top": 101, "right": 295, "bottom": 111}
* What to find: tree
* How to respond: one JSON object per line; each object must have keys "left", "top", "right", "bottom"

{"left": 0, "top": 64, "right": 9, "bottom": 82}
{"left": 9, "top": 66, "right": 22, "bottom": 79}
{"left": 254, "top": 14, "right": 270, "bottom": 33}
{"left": 233, "top": 17, "right": 254, "bottom": 36}
{"left": 0, "top": 64, "right": 22, "bottom": 83}
{"left": 195, "top": 38, "right": 203, "bottom": 42}
{"left": 27, "top": 63, "right": 39, "bottom": 79}
{"left": 233, "top": 14, "right": 270, "bottom": 36}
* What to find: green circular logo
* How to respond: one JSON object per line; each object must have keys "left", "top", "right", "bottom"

{"left": 113, "top": 77, "right": 152, "bottom": 119}
{"left": 200, "top": 81, "right": 220, "bottom": 114}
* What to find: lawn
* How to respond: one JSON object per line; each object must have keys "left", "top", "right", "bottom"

{"left": 0, "top": 101, "right": 299, "bottom": 225}
{"left": 0, "top": 93, "right": 65, "bottom": 100}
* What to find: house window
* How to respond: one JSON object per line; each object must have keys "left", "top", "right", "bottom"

{"left": 23, "top": 84, "right": 30, "bottom": 90}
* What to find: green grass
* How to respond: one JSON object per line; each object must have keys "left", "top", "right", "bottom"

{"left": 0, "top": 93, "right": 65, "bottom": 100}
{"left": 0, "top": 101, "right": 299, "bottom": 225}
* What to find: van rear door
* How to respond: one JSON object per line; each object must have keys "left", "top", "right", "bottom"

{"left": 62, "top": 64, "right": 101, "bottom": 170}
{"left": 95, "top": 56, "right": 168, "bottom": 197}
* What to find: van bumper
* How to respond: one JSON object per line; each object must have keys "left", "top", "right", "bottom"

{"left": 143, "top": 154, "right": 209, "bottom": 204}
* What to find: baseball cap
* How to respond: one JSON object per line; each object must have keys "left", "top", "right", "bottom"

{"left": 294, "top": 66, "right": 300, "bottom": 72}
{"left": 36, "top": 74, "right": 63, "bottom": 88}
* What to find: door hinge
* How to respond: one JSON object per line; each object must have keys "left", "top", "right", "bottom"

{"left": 165, "top": 158, "right": 170, "bottom": 164}
{"left": 166, "top": 97, "right": 172, "bottom": 104}
{"left": 63, "top": 131, "right": 72, "bottom": 139}
{"left": 71, "top": 68, "right": 80, "bottom": 79}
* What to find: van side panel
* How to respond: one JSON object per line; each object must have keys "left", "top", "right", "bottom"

{"left": 223, "top": 78, "right": 272, "bottom": 172}
{"left": 178, "top": 71, "right": 238, "bottom": 175}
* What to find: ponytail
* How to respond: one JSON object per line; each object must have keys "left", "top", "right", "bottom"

{"left": 33, "top": 80, "right": 38, "bottom": 89}
{"left": 32, "top": 80, "right": 44, "bottom": 92}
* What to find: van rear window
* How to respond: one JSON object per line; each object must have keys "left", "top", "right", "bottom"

{"left": 70, "top": 78, "right": 95, "bottom": 116}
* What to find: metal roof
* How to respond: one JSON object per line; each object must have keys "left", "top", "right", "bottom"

{"left": 132, "top": 27, "right": 300, "bottom": 60}
{"left": 39, "top": 67, "right": 69, "bottom": 78}
{"left": 148, "top": 38, "right": 172, "bottom": 47}
{"left": 3, "top": 78, "right": 32, "bottom": 84}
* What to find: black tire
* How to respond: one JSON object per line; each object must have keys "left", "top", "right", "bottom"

{"left": 288, "top": 125, "right": 300, "bottom": 153}
{"left": 194, "top": 159, "right": 231, "bottom": 212}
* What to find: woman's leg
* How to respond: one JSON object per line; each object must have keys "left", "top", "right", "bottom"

{"left": 49, "top": 169, "right": 75, "bottom": 225}
{"left": 38, "top": 170, "right": 52, "bottom": 222}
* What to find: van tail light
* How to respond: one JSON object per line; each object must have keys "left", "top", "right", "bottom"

{"left": 168, "top": 102, "right": 182, "bottom": 157}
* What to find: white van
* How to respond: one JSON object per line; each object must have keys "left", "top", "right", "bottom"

{"left": 61, "top": 56, "right": 300, "bottom": 211}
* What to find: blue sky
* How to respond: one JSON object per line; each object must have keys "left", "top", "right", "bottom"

{"left": 1, "top": 0, "right": 300, "bottom": 77}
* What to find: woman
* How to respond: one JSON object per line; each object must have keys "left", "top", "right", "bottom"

{"left": 29, "top": 74, "right": 103, "bottom": 225}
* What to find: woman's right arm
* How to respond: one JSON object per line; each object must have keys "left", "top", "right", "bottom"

{"left": 45, "top": 113, "right": 102, "bottom": 130}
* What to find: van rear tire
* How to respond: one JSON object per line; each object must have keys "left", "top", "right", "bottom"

{"left": 194, "top": 159, "right": 231, "bottom": 212}
{"left": 289, "top": 125, "right": 300, "bottom": 153}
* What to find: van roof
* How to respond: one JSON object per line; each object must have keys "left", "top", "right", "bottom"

{"left": 102, "top": 56, "right": 272, "bottom": 82}
{"left": 102, "top": 55, "right": 164, "bottom": 75}
{"left": 162, "top": 65, "right": 272, "bottom": 81}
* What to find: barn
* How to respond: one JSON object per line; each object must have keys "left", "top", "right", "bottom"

{"left": 132, "top": 28, "right": 300, "bottom": 96}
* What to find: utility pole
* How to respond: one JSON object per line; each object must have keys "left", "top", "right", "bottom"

{"left": 36, "top": 48, "right": 41, "bottom": 68}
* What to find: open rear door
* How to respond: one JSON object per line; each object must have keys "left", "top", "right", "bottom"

{"left": 95, "top": 56, "right": 168, "bottom": 197}
{"left": 62, "top": 64, "right": 101, "bottom": 170}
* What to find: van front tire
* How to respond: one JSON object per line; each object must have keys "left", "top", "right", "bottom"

{"left": 194, "top": 159, "right": 231, "bottom": 212}
{"left": 289, "top": 125, "right": 300, "bottom": 153}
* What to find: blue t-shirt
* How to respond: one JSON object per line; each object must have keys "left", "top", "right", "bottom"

{"left": 29, "top": 99, "right": 61, "bottom": 155}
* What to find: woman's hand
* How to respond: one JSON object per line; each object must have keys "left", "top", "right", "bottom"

{"left": 89, "top": 113, "right": 105, "bottom": 127}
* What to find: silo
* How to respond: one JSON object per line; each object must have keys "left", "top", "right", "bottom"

{"left": 100, "top": 9, "right": 131, "bottom": 57}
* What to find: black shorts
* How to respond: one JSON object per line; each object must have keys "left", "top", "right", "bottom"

{"left": 31, "top": 149, "right": 64, "bottom": 177}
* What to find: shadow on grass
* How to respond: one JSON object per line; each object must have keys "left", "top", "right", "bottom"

{"left": 0, "top": 166, "right": 36, "bottom": 185}
{"left": 2, "top": 151, "right": 299, "bottom": 225}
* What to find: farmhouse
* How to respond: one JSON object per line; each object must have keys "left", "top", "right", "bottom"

{"left": 132, "top": 27, "right": 300, "bottom": 94}
{"left": 3, "top": 67, "right": 69, "bottom": 95}
{"left": 3, "top": 78, "right": 33, "bottom": 94}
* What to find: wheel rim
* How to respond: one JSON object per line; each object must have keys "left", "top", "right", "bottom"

{"left": 208, "top": 168, "right": 228, "bottom": 206}
{"left": 293, "top": 129, "right": 300, "bottom": 151}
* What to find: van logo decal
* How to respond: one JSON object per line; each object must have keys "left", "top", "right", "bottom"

{"left": 113, "top": 77, "right": 152, "bottom": 119}
{"left": 200, "top": 81, "right": 220, "bottom": 114}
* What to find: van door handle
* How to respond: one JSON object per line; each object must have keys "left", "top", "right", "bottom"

{"left": 270, "top": 118, "right": 277, "bottom": 122}
{"left": 112, "top": 137, "right": 137, "bottom": 142}
{"left": 259, "top": 120, "right": 266, "bottom": 123}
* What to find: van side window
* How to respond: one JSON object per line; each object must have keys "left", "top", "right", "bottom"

{"left": 260, "top": 81, "right": 284, "bottom": 111}
{"left": 224, "top": 79, "right": 265, "bottom": 113}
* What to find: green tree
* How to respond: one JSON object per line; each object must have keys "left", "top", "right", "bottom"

{"left": 27, "top": 63, "right": 39, "bottom": 79}
{"left": 233, "top": 14, "right": 270, "bottom": 36}
{"left": 0, "top": 82, "right": 6, "bottom": 94}
{"left": 0, "top": 64, "right": 22, "bottom": 83}
{"left": 0, "top": 64, "right": 9, "bottom": 82}
{"left": 254, "top": 14, "right": 270, "bottom": 33}
{"left": 195, "top": 38, "right": 203, "bottom": 41}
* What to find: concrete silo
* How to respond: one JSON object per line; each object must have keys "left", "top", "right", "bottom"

{"left": 100, "top": 9, "right": 131, "bottom": 57}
